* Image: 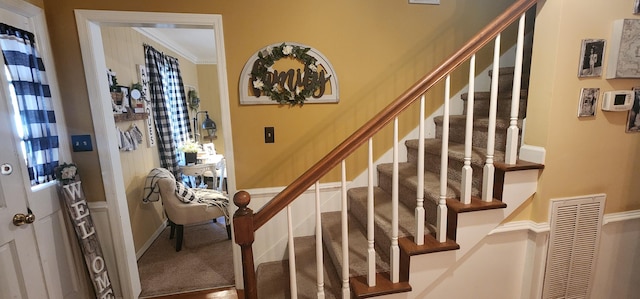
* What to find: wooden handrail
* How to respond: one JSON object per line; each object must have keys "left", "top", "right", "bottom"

{"left": 251, "top": 0, "right": 538, "bottom": 230}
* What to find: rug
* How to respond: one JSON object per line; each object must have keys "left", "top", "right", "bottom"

{"left": 137, "top": 220, "right": 235, "bottom": 298}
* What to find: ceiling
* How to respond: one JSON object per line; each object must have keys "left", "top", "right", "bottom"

{"left": 135, "top": 27, "right": 217, "bottom": 64}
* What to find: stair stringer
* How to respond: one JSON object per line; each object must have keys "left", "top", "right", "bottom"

{"left": 380, "top": 166, "right": 542, "bottom": 299}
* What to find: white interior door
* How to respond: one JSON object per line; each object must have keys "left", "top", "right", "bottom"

{"left": 0, "top": 1, "right": 85, "bottom": 298}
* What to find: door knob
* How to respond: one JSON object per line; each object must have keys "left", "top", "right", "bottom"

{"left": 12, "top": 208, "right": 35, "bottom": 226}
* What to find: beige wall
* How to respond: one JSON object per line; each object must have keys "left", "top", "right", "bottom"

{"left": 101, "top": 26, "right": 201, "bottom": 251}
{"left": 516, "top": 0, "right": 640, "bottom": 222}
{"left": 43, "top": 0, "right": 516, "bottom": 193}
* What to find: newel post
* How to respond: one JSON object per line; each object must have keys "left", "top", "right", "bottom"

{"left": 233, "top": 191, "right": 257, "bottom": 299}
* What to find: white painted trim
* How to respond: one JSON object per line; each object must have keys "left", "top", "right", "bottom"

{"left": 74, "top": 10, "right": 237, "bottom": 295}
{"left": 136, "top": 221, "right": 168, "bottom": 260}
{"left": 518, "top": 144, "right": 546, "bottom": 164}
{"left": 243, "top": 181, "right": 343, "bottom": 199}
{"left": 603, "top": 209, "right": 640, "bottom": 225}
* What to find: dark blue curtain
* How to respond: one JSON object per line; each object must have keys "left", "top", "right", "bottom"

{"left": 0, "top": 23, "right": 58, "bottom": 186}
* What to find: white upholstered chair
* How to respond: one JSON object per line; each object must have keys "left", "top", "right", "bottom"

{"left": 152, "top": 169, "right": 230, "bottom": 251}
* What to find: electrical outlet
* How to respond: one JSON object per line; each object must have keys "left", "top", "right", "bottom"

{"left": 71, "top": 135, "right": 93, "bottom": 152}
{"left": 264, "top": 127, "right": 275, "bottom": 143}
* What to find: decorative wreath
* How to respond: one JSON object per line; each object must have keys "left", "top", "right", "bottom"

{"left": 56, "top": 162, "right": 78, "bottom": 184}
{"left": 251, "top": 43, "right": 321, "bottom": 106}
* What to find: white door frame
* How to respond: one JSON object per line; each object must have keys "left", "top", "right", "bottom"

{"left": 74, "top": 10, "right": 238, "bottom": 297}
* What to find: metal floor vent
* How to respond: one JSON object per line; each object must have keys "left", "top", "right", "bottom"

{"left": 541, "top": 194, "right": 605, "bottom": 299}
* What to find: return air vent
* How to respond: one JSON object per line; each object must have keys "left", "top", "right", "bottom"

{"left": 542, "top": 194, "right": 605, "bottom": 299}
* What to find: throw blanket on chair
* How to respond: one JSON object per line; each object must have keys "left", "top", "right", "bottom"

{"left": 143, "top": 167, "right": 229, "bottom": 220}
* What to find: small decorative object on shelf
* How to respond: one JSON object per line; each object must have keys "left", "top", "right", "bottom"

{"left": 179, "top": 139, "right": 200, "bottom": 164}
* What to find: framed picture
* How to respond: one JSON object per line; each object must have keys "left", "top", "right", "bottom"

{"left": 577, "top": 39, "right": 605, "bottom": 78}
{"left": 626, "top": 87, "right": 640, "bottom": 132}
{"left": 578, "top": 87, "right": 599, "bottom": 117}
{"left": 635, "top": 0, "right": 640, "bottom": 15}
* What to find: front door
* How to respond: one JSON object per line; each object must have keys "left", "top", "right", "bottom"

{"left": 0, "top": 2, "right": 85, "bottom": 298}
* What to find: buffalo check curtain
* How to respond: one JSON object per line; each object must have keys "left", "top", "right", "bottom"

{"left": 0, "top": 23, "right": 58, "bottom": 186}
{"left": 144, "top": 44, "right": 191, "bottom": 175}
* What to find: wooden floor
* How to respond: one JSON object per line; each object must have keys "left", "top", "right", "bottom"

{"left": 145, "top": 287, "right": 244, "bottom": 299}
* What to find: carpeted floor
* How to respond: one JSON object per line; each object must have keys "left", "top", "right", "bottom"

{"left": 137, "top": 220, "right": 235, "bottom": 298}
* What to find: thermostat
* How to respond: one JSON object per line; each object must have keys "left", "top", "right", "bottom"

{"left": 601, "top": 90, "right": 633, "bottom": 111}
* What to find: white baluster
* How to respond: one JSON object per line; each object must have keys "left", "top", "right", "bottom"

{"left": 315, "top": 181, "right": 325, "bottom": 299}
{"left": 367, "top": 138, "right": 376, "bottom": 287}
{"left": 483, "top": 34, "right": 501, "bottom": 202}
{"left": 415, "top": 96, "right": 426, "bottom": 245}
{"left": 461, "top": 55, "right": 476, "bottom": 205}
{"left": 287, "top": 205, "right": 298, "bottom": 299}
{"left": 505, "top": 14, "right": 526, "bottom": 164}
{"left": 340, "top": 160, "right": 350, "bottom": 298}
{"left": 390, "top": 118, "right": 400, "bottom": 283}
{"left": 437, "top": 76, "right": 450, "bottom": 243}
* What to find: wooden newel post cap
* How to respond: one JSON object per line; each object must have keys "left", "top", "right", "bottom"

{"left": 233, "top": 190, "right": 251, "bottom": 209}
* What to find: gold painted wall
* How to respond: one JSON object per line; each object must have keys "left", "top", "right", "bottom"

{"left": 514, "top": 0, "right": 640, "bottom": 222}
{"left": 101, "top": 26, "right": 200, "bottom": 251}
{"left": 43, "top": 0, "right": 516, "bottom": 197}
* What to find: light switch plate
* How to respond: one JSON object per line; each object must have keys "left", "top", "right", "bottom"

{"left": 71, "top": 135, "right": 93, "bottom": 152}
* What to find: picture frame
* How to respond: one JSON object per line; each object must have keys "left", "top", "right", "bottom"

{"left": 635, "top": 0, "right": 640, "bottom": 15}
{"left": 577, "top": 39, "right": 605, "bottom": 78}
{"left": 626, "top": 87, "right": 640, "bottom": 132}
{"left": 578, "top": 87, "right": 599, "bottom": 117}
{"left": 118, "top": 86, "right": 130, "bottom": 110}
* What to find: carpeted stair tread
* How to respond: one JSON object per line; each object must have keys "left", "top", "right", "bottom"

{"left": 460, "top": 89, "right": 528, "bottom": 102}
{"left": 321, "top": 211, "right": 390, "bottom": 280}
{"left": 406, "top": 138, "right": 506, "bottom": 167}
{"left": 376, "top": 162, "right": 457, "bottom": 203}
{"left": 433, "top": 115, "right": 513, "bottom": 129}
{"left": 256, "top": 235, "right": 342, "bottom": 298}
{"left": 347, "top": 186, "right": 436, "bottom": 259}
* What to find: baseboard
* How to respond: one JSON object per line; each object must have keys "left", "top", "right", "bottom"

{"left": 519, "top": 144, "right": 546, "bottom": 164}
{"left": 136, "top": 220, "right": 168, "bottom": 260}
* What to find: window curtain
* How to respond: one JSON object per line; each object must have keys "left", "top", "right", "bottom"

{"left": 0, "top": 23, "right": 58, "bottom": 186}
{"left": 144, "top": 44, "right": 191, "bottom": 175}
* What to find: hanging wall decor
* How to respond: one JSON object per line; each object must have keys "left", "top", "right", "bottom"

{"left": 239, "top": 42, "right": 339, "bottom": 106}
{"left": 606, "top": 19, "right": 640, "bottom": 78}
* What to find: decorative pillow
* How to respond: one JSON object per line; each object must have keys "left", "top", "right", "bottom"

{"left": 175, "top": 181, "right": 197, "bottom": 203}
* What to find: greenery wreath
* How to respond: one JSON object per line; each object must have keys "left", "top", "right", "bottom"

{"left": 251, "top": 43, "right": 321, "bottom": 106}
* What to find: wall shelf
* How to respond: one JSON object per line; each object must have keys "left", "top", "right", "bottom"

{"left": 114, "top": 112, "right": 148, "bottom": 122}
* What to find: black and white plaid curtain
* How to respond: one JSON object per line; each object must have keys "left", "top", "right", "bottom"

{"left": 0, "top": 23, "right": 58, "bottom": 186}
{"left": 144, "top": 44, "right": 191, "bottom": 175}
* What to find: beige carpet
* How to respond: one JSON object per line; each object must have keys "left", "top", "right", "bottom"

{"left": 137, "top": 220, "right": 235, "bottom": 298}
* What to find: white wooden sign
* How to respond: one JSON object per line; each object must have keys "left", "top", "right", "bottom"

{"left": 58, "top": 167, "right": 114, "bottom": 299}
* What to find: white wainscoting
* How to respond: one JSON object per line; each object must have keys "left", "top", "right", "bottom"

{"left": 88, "top": 201, "right": 123, "bottom": 298}
{"left": 244, "top": 182, "right": 344, "bottom": 265}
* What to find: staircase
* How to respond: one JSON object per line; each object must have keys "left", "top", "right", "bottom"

{"left": 254, "top": 65, "right": 540, "bottom": 298}
{"left": 232, "top": 1, "right": 543, "bottom": 297}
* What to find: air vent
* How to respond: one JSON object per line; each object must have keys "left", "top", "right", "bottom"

{"left": 541, "top": 194, "right": 605, "bottom": 299}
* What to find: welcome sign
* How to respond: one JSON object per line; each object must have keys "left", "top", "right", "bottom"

{"left": 239, "top": 42, "right": 339, "bottom": 105}
{"left": 57, "top": 164, "right": 114, "bottom": 299}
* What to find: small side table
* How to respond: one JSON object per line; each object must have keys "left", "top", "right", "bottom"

{"left": 179, "top": 163, "right": 215, "bottom": 188}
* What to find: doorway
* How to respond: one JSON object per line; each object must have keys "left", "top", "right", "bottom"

{"left": 74, "top": 10, "right": 239, "bottom": 298}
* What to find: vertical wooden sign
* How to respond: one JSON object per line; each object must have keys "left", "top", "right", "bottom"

{"left": 57, "top": 164, "right": 114, "bottom": 299}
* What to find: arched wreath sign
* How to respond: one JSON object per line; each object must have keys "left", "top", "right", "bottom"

{"left": 239, "top": 42, "right": 339, "bottom": 106}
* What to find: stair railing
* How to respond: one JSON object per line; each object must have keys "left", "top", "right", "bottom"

{"left": 233, "top": 0, "right": 538, "bottom": 297}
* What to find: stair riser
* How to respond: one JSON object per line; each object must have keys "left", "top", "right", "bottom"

{"left": 376, "top": 173, "right": 439, "bottom": 227}
{"left": 463, "top": 97, "right": 527, "bottom": 119}
{"left": 488, "top": 69, "right": 530, "bottom": 92}
{"left": 434, "top": 123, "right": 509, "bottom": 152}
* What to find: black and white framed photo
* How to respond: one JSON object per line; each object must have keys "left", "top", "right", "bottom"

{"left": 578, "top": 39, "right": 606, "bottom": 78}
{"left": 626, "top": 87, "right": 640, "bottom": 132}
{"left": 634, "top": 0, "right": 640, "bottom": 15}
{"left": 578, "top": 87, "right": 599, "bottom": 117}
